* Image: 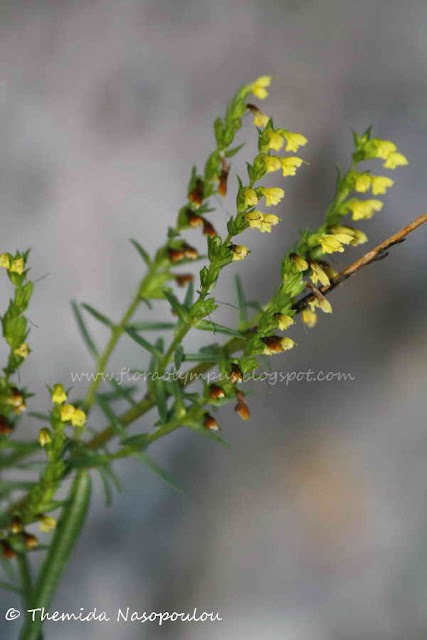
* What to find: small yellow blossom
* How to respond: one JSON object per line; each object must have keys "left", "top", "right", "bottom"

{"left": 290, "top": 254, "right": 309, "bottom": 272}
{"left": 383, "top": 152, "right": 409, "bottom": 169}
{"left": 39, "top": 515, "right": 57, "bottom": 533}
{"left": 266, "top": 130, "right": 284, "bottom": 151}
{"left": 279, "top": 156, "right": 304, "bottom": 176}
{"left": 70, "top": 408, "right": 87, "bottom": 428}
{"left": 369, "top": 139, "right": 397, "bottom": 159}
{"left": 275, "top": 314, "right": 295, "bottom": 331}
{"left": 245, "top": 211, "right": 263, "bottom": 229}
{"left": 345, "top": 198, "right": 383, "bottom": 221}
{"left": 318, "top": 233, "right": 353, "bottom": 254}
{"left": 51, "top": 383, "right": 67, "bottom": 405}
{"left": 9, "top": 258, "right": 25, "bottom": 275}
{"left": 261, "top": 187, "right": 285, "bottom": 206}
{"left": 282, "top": 131, "right": 308, "bottom": 153}
{"left": 262, "top": 155, "right": 282, "bottom": 173}
{"left": 302, "top": 308, "right": 318, "bottom": 328}
{"left": 310, "top": 262, "right": 330, "bottom": 287}
{"left": 330, "top": 225, "right": 368, "bottom": 246}
{"left": 353, "top": 173, "right": 371, "bottom": 193}
{"left": 0, "top": 253, "right": 10, "bottom": 269}
{"left": 231, "top": 245, "right": 250, "bottom": 261}
{"left": 38, "top": 427, "right": 52, "bottom": 447}
{"left": 9, "top": 390, "right": 26, "bottom": 414}
{"left": 249, "top": 75, "right": 271, "bottom": 100}
{"left": 14, "top": 343, "right": 29, "bottom": 359}
{"left": 253, "top": 111, "right": 269, "bottom": 127}
{"left": 371, "top": 176, "right": 394, "bottom": 194}
{"left": 241, "top": 187, "right": 259, "bottom": 208}
{"left": 60, "top": 404, "right": 75, "bottom": 422}
{"left": 262, "top": 336, "right": 296, "bottom": 355}
{"left": 309, "top": 297, "right": 333, "bottom": 314}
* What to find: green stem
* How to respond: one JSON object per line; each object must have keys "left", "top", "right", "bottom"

{"left": 17, "top": 553, "right": 33, "bottom": 609}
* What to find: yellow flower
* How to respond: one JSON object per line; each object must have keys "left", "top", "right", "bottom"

{"left": 249, "top": 75, "right": 271, "bottom": 100}
{"left": 261, "top": 213, "right": 281, "bottom": 232}
{"left": 0, "top": 253, "right": 10, "bottom": 269}
{"left": 353, "top": 173, "right": 371, "bottom": 193}
{"left": 60, "top": 404, "right": 75, "bottom": 422}
{"left": 318, "top": 233, "right": 353, "bottom": 254}
{"left": 51, "top": 383, "right": 67, "bottom": 405}
{"left": 9, "top": 258, "right": 24, "bottom": 275}
{"left": 241, "top": 188, "right": 259, "bottom": 208}
{"left": 261, "top": 187, "right": 285, "bottom": 206}
{"left": 310, "top": 297, "right": 333, "bottom": 314}
{"left": 39, "top": 515, "right": 57, "bottom": 533}
{"left": 253, "top": 111, "right": 269, "bottom": 127}
{"left": 38, "top": 428, "right": 52, "bottom": 447}
{"left": 279, "top": 156, "right": 304, "bottom": 176}
{"left": 301, "top": 309, "right": 317, "bottom": 328}
{"left": 262, "top": 336, "right": 295, "bottom": 355}
{"left": 280, "top": 337, "right": 295, "bottom": 351}
{"left": 310, "top": 262, "right": 330, "bottom": 287}
{"left": 71, "top": 408, "right": 87, "bottom": 428}
{"left": 282, "top": 131, "right": 308, "bottom": 152}
{"left": 275, "top": 314, "right": 295, "bottom": 331}
{"left": 345, "top": 198, "right": 383, "bottom": 221}
{"left": 262, "top": 155, "right": 282, "bottom": 173}
{"left": 245, "top": 211, "right": 263, "bottom": 229}
{"left": 290, "top": 254, "right": 309, "bottom": 272}
{"left": 383, "top": 152, "right": 408, "bottom": 169}
{"left": 231, "top": 245, "right": 250, "bottom": 261}
{"left": 266, "top": 130, "right": 284, "bottom": 151}
{"left": 371, "top": 176, "right": 394, "bottom": 194}
{"left": 14, "top": 343, "right": 29, "bottom": 359}
{"left": 330, "top": 225, "right": 368, "bottom": 246}
{"left": 369, "top": 139, "right": 397, "bottom": 159}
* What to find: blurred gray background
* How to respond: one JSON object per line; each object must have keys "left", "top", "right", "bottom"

{"left": 1, "top": 0, "right": 427, "bottom": 638}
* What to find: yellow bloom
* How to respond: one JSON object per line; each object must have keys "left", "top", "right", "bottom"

{"left": 279, "top": 156, "right": 304, "bottom": 176}
{"left": 353, "top": 173, "right": 371, "bottom": 193}
{"left": 275, "top": 314, "right": 295, "bottom": 331}
{"left": 290, "top": 254, "right": 309, "bottom": 272}
{"left": 245, "top": 211, "right": 263, "bottom": 229}
{"left": 71, "top": 408, "right": 87, "bottom": 428}
{"left": 383, "top": 152, "right": 409, "bottom": 169}
{"left": 39, "top": 515, "right": 57, "bottom": 533}
{"left": 262, "top": 155, "right": 282, "bottom": 173}
{"left": 266, "top": 130, "right": 284, "bottom": 151}
{"left": 345, "top": 198, "right": 383, "bottom": 221}
{"left": 310, "top": 297, "right": 333, "bottom": 314}
{"left": 261, "top": 187, "right": 285, "bottom": 206}
{"left": 231, "top": 245, "right": 250, "bottom": 261}
{"left": 280, "top": 337, "right": 295, "bottom": 351}
{"left": 9, "top": 258, "right": 24, "bottom": 275}
{"left": 350, "top": 229, "right": 368, "bottom": 246}
{"left": 310, "top": 262, "right": 330, "bottom": 287}
{"left": 318, "top": 233, "right": 353, "bottom": 254}
{"left": 241, "top": 187, "right": 259, "bottom": 208}
{"left": 260, "top": 213, "right": 281, "bottom": 232}
{"left": 282, "top": 131, "right": 308, "bottom": 152}
{"left": 38, "top": 427, "right": 52, "bottom": 447}
{"left": 253, "top": 111, "right": 269, "bottom": 127}
{"left": 262, "top": 335, "right": 295, "bottom": 355}
{"left": 369, "top": 139, "right": 397, "bottom": 159}
{"left": 0, "top": 253, "right": 10, "bottom": 269}
{"left": 302, "top": 308, "right": 317, "bottom": 328}
{"left": 51, "top": 383, "right": 67, "bottom": 405}
{"left": 14, "top": 343, "right": 29, "bottom": 359}
{"left": 249, "top": 75, "right": 271, "bottom": 100}
{"left": 371, "top": 176, "right": 394, "bottom": 194}
{"left": 60, "top": 404, "right": 75, "bottom": 422}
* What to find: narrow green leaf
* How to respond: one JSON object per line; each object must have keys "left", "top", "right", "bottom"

{"left": 81, "top": 303, "right": 114, "bottom": 329}
{"left": 135, "top": 451, "right": 181, "bottom": 492}
{"left": 121, "top": 433, "right": 151, "bottom": 449}
{"left": 130, "top": 238, "right": 151, "bottom": 266}
{"left": 183, "top": 352, "right": 219, "bottom": 362}
{"left": 187, "top": 423, "right": 230, "bottom": 447}
{"left": 20, "top": 472, "right": 91, "bottom": 640}
{"left": 234, "top": 275, "right": 248, "bottom": 324}
{"left": 97, "top": 467, "right": 113, "bottom": 507}
{"left": 107, "top": 379, "right": 137, "bottom": 407}
{"left": 154, "top": 379, "right": 168, "bottom": 423}
{"left": 71, "top": 301, "right": 99, "bottom": 357}
{"left": 162, "top": 290, "right": 188, "bottom": 321}
{"left": 195, "top": 319, "right": 245, "bottom": 338}
{"left": 97, "top": 395, "right": 127, "bottom": 441}
{"left": 225, "top": 142, "right": 245, "bottom": 158}
{"left": 126, "top": 322, "right": 175, "bottom": 331}
{"left": 174, "top": 344, "right": 184, "bottom": 370}
{"left": 184, "top": 280, "right": 195, "bottom": 309}
{"left": 125, "top": 328, "right": 162, "bottom": 358}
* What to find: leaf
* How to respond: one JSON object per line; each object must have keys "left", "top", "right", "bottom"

{"left": 187, "top": 423, "right": 230, "bottom": 447}
{"left": 195, "top": 319, "right": 245, "bottom": 338}
{"left": 97, "top": 467, "right": 114, "bottom": 507}
{"left": 135, "top": 451, "right": 182, "bottom": 492}
{"left": 121, "top": 433, "right": 151, "bottom": 449}
{"left": 81, "top": 303, "right": 114, "bottom": 329}
{"left": 125, "top": 328, "right": 162, "bottom": 359}
{"left": 20, "top": 472, "right": 91, "bottom": 640}
{"left": 153, "top": 379, "right": 168, "bottom": 423}
{"left": 28, "top": 411, "right": 51, "bottom": 422}
{"left": 225, "top": 142, "right": 245, "bottom": 158}
{"left": 183, "top": 352, "right": 220, "bottom": 363}
{"left": 96, "top": 395, "right": 127, "bottom": 441}
{"left": 162, "top": 290, "right": 188, "bottom": 322}
{"left": 71, "top": 301, "right": 99, "bottom": 358}
{"left": 234, "top": 275, "right": 248, "bottom": 325}
{"left": 129, "top": 238, "right": 151, "bottom": 267}
{"left": 126, "top": 322, "right": 175, "bottom": 331}
{"left": 107, "top": 379, "right": 137, "bottom": 407}
{"left": 174, "top": 344, "right": 184, "bottom": 370}
{"left": 183, "top": 280, "right": 195, "bottom": 309}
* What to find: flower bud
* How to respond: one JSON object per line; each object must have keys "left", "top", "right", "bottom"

{"left": 203, "top": 413, "right": 219, "bottom": 431}
{"left": 39, "top": 515, "right": 57, "bottom": 533}
{"left": 175, "top": 273, "right": 194, "bottom": 287}
{"left": 229, "top": 364, "right": 243, "bottom": 385}
{"left": 0, "top": 415, "right": 13, "bottom": 436}
{"left": 235, "top": 401, "right": 250, "bottom": 421}
{"left": 51, "top": 383, "right": 67, "bottom": 405}
{"left": 23, "top": 532, "right": 38, "bottom": 550}
{"left": 208, "top": 384, "right": 225, "bottom": 401}
{"left": 1, "top": 540, "right": 16, "bottom": 559}
{"left": 39, "top": 427, "right": 52, "bottom": 447}
{"left": 188, "top": 178, "right": 204, "bottom": 208}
